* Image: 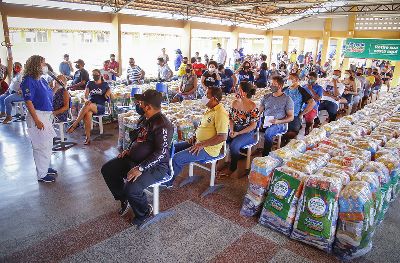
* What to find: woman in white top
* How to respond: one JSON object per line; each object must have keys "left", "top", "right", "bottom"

{"left": 0, "top": 62, "right": 24, "bottom": 124}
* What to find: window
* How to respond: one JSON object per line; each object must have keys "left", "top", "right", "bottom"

{"left": 10, "top": 31, "right": 22, "bottom": 43}
{"left": 97, "top": 32, "right": 105, "bottom": 43}
{"left": 37, "top": 31, "right": 47, "bottom": 42}
{"left": 25, "top": 31, "right": 36, "bottom": 42}
{"left": 81, "top": 32, "right": 93, "bottom": 43}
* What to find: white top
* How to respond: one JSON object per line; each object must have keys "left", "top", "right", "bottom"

{"left": 9, "top": 73, "right": 23, "bottom": 92}
{"left": 158, "top": 64, "right": 173, "bottom": 81}
{"left": 321, "top": 80, "right": 345, "bottom": 106}
{"left": 100, "top": 69, "right": 113, "bottom": 83}
{"left": 214, "top": 48, "right": 227, "bottom": 65}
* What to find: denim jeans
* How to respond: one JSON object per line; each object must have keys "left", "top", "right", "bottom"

{"left": 227, "top": 132, "right": 255, "bottom": 171}
{"left": 0, "top": 91, "right": 24, "bottom": 115}
{"left": 170, "top": 141, "right": 214, "bottom": 184}
{"left": 263, "top": 123, "right": 287, "bottom": 156}
{"left": 318, "top": 100, "right": 338, "bottom": 122}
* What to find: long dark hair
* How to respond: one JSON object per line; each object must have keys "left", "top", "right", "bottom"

{"left": 239, "top": 81, "right": 256, "bottom": 98}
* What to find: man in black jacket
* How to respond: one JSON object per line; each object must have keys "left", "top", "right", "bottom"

{"left": 101, "top": 89, "right": 173, "bottom": 226}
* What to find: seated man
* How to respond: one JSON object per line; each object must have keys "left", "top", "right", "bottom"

{"left": 315, "top": 69, "right": 344, "bottom": 124}
{"left": 260, "top": 76, "right": 294, "bottom": 156}
{"left": 101, "top": 89, "right": 173, "bottom": 226}
{"left": 168, "top": 86, "right": 229, "bottom": 186}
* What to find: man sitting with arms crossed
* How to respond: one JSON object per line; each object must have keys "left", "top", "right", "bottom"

{"left": 260, "top": 75, "right": 294, "bottom": 157}
{"left": 166, "top": 86, "right": 229, "bottom": 186}
{"left": 101, "top": 89, "right": 173, "bottom": 226}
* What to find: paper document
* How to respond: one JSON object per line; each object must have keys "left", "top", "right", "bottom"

{"left": 263, "top": 116, "right": 274, "bottom": 128}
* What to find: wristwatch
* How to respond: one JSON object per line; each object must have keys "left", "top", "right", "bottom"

{"left": 138, "top": 166, "right": 144, "bottom": 172}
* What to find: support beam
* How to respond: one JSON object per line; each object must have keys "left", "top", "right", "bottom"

{"left": 0, "top": 7, "right": 12, "bottom": 82}
{"left": 110, "top": 14, "right": 122, "bottom": 75}
{"left": 299, "top": 38, "right": 305, "bottom": 53}
{"left": 182, "top": 22, "right": 191, "bottom": 58}
{"left": 265, "top": 31, "right": 273, "bottom": 65}
{"left": 334, "top": 38, "right": 343, "bottom": 70}
{"left": 320, "top": 18, "right": 332, "bottom": 65}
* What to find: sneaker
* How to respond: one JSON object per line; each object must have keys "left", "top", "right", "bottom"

{"left": 38, "top": 175, "right": 56, "bottom": 183}
{"left": 118, "top": 200, "right": 131, "bottom": 216}
{"left": 2, "top": 115, "right": 12, "bottom": 124}
{"left": 47, "top": 168, "right": 58, "bottom": 175}
{"left": 130, "top": 204, "right": 153, "bottom": 226}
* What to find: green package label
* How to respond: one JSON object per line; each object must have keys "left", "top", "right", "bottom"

{"left": 264, "top": 170, "right": 301, "bottom": 220}
{"left": 297, "top": 186, "right": 336, "bottom": 239}
{"left": 360, "top": 200, "right": 373, "bottom": 248}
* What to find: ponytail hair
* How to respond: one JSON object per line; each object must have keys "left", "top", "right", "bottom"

{"left": 239, "top": 81, "right": 256, "bottom": 99}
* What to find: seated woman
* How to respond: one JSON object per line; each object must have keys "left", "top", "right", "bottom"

{"left": 255, "top": 62, "right": 269, "bottom": 88}
{"left": 342, "top": 70, "right": 357, "bottom": 107}
{"left": 67, "top": 69, "right": 111, "bottom": 145}
{"left": 220, "top": 82, "right": 260, "bottom": 178}
{"left": 235, "top": 61, "right": 255, "bottom": 84}
{"left": 172, "top": 64, "right": 197, "bottom": 103}
{"left": 52, "top": 75, "right": 70, "bottom": 123}
{"left": 0, "top": 62, "right": 23, "bottom": 124}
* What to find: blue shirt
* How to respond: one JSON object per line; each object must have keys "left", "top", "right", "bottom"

{"left": 303, "top": 84, "right": 323, "bottom": 110}
{"left": 21, "top": 76, "right": 53, "bottom": 111}
{"left": 174, "top": 55, "right": 183, "bottom": 71}
{"left": 59, "top": 62, "right": 71, "bottom": 76}
{"left": 284, "top": 86, "right": 312, "bottom": 116}
{"left": 220, "top": 69, "right": 234, "bottom": 89}
{"left": 238, "top": 70, "right": 254, "bottom": 83}
{"left": 256, "top": 69, "right": 269, "bottom": 84}
{"left": 87, "top": 81, "right": 110, "bottom": 106}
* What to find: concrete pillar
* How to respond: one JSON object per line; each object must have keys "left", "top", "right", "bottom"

{"left": 282, "top": 34, "right": 289, "bottom": 53}
{"left": 342, "top": 14, "right": 356, "bottom": 71}
{"left": 265, "top": 31, "right": 273, "bottom": 65}
{"left": 299, "top": 38, "right": 305, "bottom": 53}
{"left": 230, "top": 27, "right": 239, "bottom": 51}
{"left": 334, "top": 38, "right": 343, "bottom": 69}
{"left": 392, "top": 61, "right": 400, "bottom": 87}
{"left": 182, "top": 21, "right": 191, "bottom": 58}
{"left": 321, "top": 18, "right": 332, "bottom": 65}
{"left": 111, "top": 14, "right": 122, "bottom": 75}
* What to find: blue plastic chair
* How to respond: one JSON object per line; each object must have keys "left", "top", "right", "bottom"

{"left": 130, "top": 86, "right": 142, "bottom": 96}
{"left": 139, "top": 143, "right": 176, "bottom": 229}
{"left": 155, "top": 82, "right": 169, "bottom": 104}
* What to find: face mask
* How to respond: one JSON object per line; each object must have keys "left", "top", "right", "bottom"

{"left": 344, "top": 73, "right": 350, "bottom": 79}
{"left": 201, "top": 96, "right": 210, "bottom": 106}
{"left": 270, "top": 85, "right": 279, "bottom": 93}
{"left": 332, "top": 75, "right": 339, "bottom": 80}
{"left": 356, "top": 73, "right": 362, "bottom": 76}
{"left": 75, "top": 64, "right": 80, "bottom": 69}
{"left": 93, "top": 75, "right": 100, "bottom": 81}
{"left": 209, "top": 68, "right": 215, "bottom": 73}
{"left": 42, "top": 66, "right": 48, "bottom": 75}
{"left": 14, "top": 66, "right": 22, "bottom": 73}
{"left": 286, "top": 80, "right": 293, "bottom": 87}
{"left": 308, "top": 79, "right": 316, "bottom": 85}
{"left": 135, "top": 104, "right": 145, "bottom": 116}
{"left": 186, "top": 69, "right": 191, "bottom": 74}
{"left": 244, "top": 66, "right": 250, "bottom": 70}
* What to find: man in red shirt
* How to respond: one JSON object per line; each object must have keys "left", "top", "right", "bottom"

{"left": 109, "top": 54, "right": 119, "bottom": 80}
{"left": 192, "top": 57, "right": 207, "bottom": 78}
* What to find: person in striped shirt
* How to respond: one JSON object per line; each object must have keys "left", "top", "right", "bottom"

{"left": 126, "top": 58, "right": 145, "bottom": 85}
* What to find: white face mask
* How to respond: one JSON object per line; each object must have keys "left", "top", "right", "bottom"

{"left": 201, "top": 96, "right": 210, "bottom": 106}
{"left": 42, "top": 66, "right": 48, "bottom": 75}
{"left": 332, "top": 75, "right": 339, "bottom": 80}
{"left": 286, "top": 79, "right": 293, "bottom": 87}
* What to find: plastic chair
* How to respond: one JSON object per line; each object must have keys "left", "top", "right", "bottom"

{"left": 138, "top": 144, "right": 176, "bottom": 230}
{"left": 239, "top": 119, "right": 262, "bottom": 170}
{"left": 91, "top": 99, "right": 112, "bottom": 135}
{"left": 179, "top": 142, "right": 227, "bottom": 197}
{"left": 11, "top": 101, "right": 26, "bottom": 122}
{"left": 53, "top": 108, "right": 77, "bottom": 151}
{"left": 273, "top": 123, "right": 288, "bottom": 149}
{"left": 155, "top": 82, "right": 169, "bottom": 104}
{"left": 130, "top": 86, "right": 142, "bottom": 96}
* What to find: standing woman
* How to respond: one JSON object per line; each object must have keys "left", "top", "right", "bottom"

{"left": 67, "top": 69, "right": 111, "bottom": 145}
{"left": 21, "top": 55, "right": 57, "bottom": 183}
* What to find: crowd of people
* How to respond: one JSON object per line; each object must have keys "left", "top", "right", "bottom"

{"left": 0, "top": 43, "right": 396, "bottom": 227}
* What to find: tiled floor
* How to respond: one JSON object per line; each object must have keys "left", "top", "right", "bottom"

{"left": 1, "top": 120, "right": 400, "bottom": 263}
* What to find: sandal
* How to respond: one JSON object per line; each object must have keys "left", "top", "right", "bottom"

{"left": 66, "top": 123, "right": 79, "bottom": 133}
{"left": 84, "top": 137, "right": 91, "bottom": 145}
{"left": 216, "top": 170, "right": 232, "bottom": 179}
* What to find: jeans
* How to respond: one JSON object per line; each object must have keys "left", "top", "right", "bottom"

{"left": 263, "top": 124, "right": 287, "bottom": 156}
{"left": 318, "top": 100, "right": 338, "bottom": 122}
{"left": 170, "top": 141, "right": 214, "bottom": 184}
{"left": 0, "top": 91, "right": 24, "bottom": 115}
{"left": 227, "top": 132, "right": 255, "bottom": 171}
{"left": 101, "top": 157, "right": 168, "bottom": 220}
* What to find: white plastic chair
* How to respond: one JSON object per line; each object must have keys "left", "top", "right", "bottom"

{"left": 53, "top": 109, "right": 77, "bottom": 151}
{"left": 240, "top": 120, "right": 261, "bottom": 170}
{"left": 273, "top": 123, "right": 288, "bottom": 150}
{"left": 179, "top": 142, "right": 227, "bottom": 197}
{"left": 11, "top": 101, "right": 26, "bottom": 121}
{"left": 91, "top": 100, "right": 112, "bottom": 135}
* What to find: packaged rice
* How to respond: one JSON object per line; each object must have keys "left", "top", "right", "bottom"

{"left": 316, "top": 167, "right": 350, "bottom": 186}
{"left": 259, "top": 167, "right": 308, "bottom": 235}
{"left": 334, "top": 182, "right": 374, "bottom": 260}
{"left": 241, "top": 156, "right": 282, "bottom": 217}
{"left": 270, "top": 139, "right": 306, "bottom": 162}
{"left": 352, "top": 139, "right": 379, "bottom": 160}
{"left": 329, "top": 154, "right": 364, "bottom": 173}
{"left": 376, "top": 154, "right": 400, "bottom": 201}
{"left": 346, "top": 145, "right": 372, "bottom": 163}
{"left": 291, "top": 176, "right": 342, "bottom": 252}
{"left": 304, "top": 128, "right": 327, "bottom": 150}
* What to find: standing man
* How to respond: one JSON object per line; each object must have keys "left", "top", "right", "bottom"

{"left": 59, "top": 54, "right": 74, "bottom": 79}
{"left": 259, "top": 76, "right": 294, "bottom": 156}
{"left": 213, "top": 43, "right": 227, "bottom": 66}
{"left": 69, "top": 59, "right": 89, "bottom": 91}
{"left": 127, "top": 58, "right": 145, "bottom": 85}
{"left": 109, "top": 54, "right": 119, "bottom": 80}
{"left": 174, "top": 49, "right": 183, "bottom": 72}
{"left": 159, "top": 48, "right": 170, "bottom": 64}
{"left": 297, "top": 51, "right": 305, "bottom": 68}
{"left": 101, "top": 89, "right": 173, "bottom": 226}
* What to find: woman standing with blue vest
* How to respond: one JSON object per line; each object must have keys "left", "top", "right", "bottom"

{"left": 22, "top": 55, "right": 57, "bottom": 183}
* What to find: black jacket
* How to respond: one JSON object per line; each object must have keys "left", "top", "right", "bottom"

{"left": 128, "top": 112, "right": 173, "bottom": 171}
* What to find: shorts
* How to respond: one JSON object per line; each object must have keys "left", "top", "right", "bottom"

{"left": 288, "top": 115, "right": 302, "bottom": 133}
{"left": 304, "top": 109, "right": 317, "bottom": 124}
{"left": 96, "top": 104, "right": 106, "bottom": 115}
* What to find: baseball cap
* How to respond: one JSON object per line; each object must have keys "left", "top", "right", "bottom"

{"left": 134, "top": 89, "right": 163, "bottom": 108}
{"left": 74, "top": 59, "right": 85, "bottom": 65}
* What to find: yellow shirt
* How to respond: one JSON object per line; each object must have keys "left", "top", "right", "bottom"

{"left": 177, "top": 63, "right": 187, "bottom": 77}
{"left": 366, "top": 75, "right": 375, "bottom": 85}
{"left": 290, "top": 53, "right": 297, "bottom": 63}
{"left": 196, "top": 103, "right": 229, "bottom": 157}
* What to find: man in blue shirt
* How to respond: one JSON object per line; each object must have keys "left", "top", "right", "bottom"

{"left": 302, "top": 71, "right": 323, "bottom": 135}
{"left": 218, "top": 64, "right": 236, "bottom": 94}
{"left": 174, "top": 49, "right": 183, "bottom": 72}
{"left": 59, "top": 54, "right": 73, "bottom": 79}
{"left": 69, "top": 59, "right": 89, "bottom": 91}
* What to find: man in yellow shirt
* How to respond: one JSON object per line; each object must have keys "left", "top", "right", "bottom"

{"left": 177, "top": 57, "right": 188, "bottom": 77}
{"left": 167, "top": 86, "right": 229, "bottom": 186}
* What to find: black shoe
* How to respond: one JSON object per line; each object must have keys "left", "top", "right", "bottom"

{"left": 130, "top": 204, "right": 153, "bottom": 227}
{"left": 118, "top": 200, "right": 131, "bottom": 216}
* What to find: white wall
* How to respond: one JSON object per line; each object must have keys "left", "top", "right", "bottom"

{"left": 275, "top": 17, "right": 325, "bottom": 31}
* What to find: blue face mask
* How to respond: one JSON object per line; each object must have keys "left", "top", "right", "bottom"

{"left": 135, "top": 104, "right": 145, "bottom": 116}
{"left": 308, "top": 79, "right": 316, "bottom": 85}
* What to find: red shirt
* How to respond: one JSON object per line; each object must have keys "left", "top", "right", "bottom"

{"left": 109, "top": 60, "right": 119, "bottom": 71}
{"left": 193, "top": 62, "right": 206, "bottom": 77}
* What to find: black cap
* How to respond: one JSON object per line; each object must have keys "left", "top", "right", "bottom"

{"left": 134, "top": 89, "right": 163, "bottom": 108}
{"left": 74, "top": 59, "right": 85, "bottom": 65}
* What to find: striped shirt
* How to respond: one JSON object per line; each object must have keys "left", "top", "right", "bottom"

{"left": 127, "top": 65, "right": 142, "bottom": 84}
